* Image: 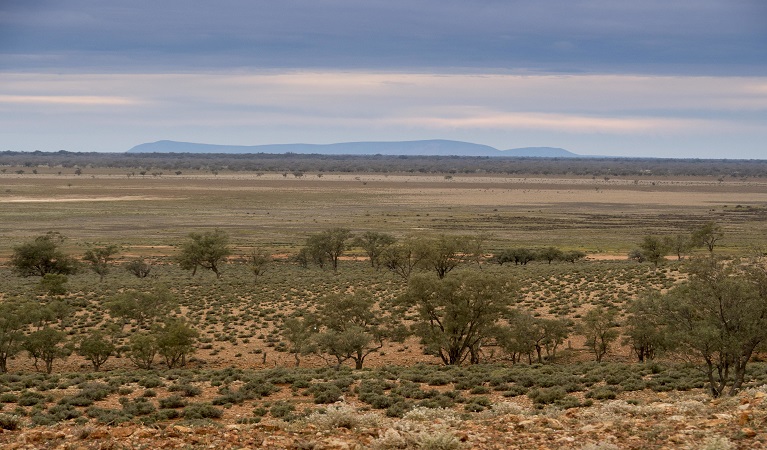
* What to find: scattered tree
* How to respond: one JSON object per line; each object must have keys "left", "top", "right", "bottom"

{"left": 0, "top": 301, "right": 32, "bottom": 373}
{"left": 177, "top": 229, "right": 231, "bottom": 278}
{"left": 10, "top": 232, "right": 78, "bottom": 277}
{"left": 107, "top": 287, "right": 177, "bottom": 328}
{"left": 423, "top": 235, "right": 468, "bottom": 278}
{"left": 656, "top": 257, "right": 767, "bottom": 397}
{"left": 23, "top": 327, "right": 71, "bottom": 373}
{"left": 304, "top": 228, "right": 353, "bottom": 272}
{"left": 354, "top": 231, "right": 395, "bottom": 269}
{"left": 282, "top": 315, "right": 318, "bottom": 367}
{"left": 638, "top": 235, "right": 669, "bottom": 267}
{"left": 578, "top": 306, "right": 618, "bottom": 363}
{"left": 380, "top": 237, "right": 430, "bottom": 280}
{"left": 691, "top": 221, "right": 724, "bottom": 254}
{"left": 77, "top": 330, "right": 116, "bottom": 371}
{"left": 38, "top": 273, "right": 68, "bottom": 296}
{"left": 401, "top": 271, "right": 515, "bottom": 365}
{"left": 155, "top": 320, "right": 198, "bottom": 368}
{"left": 124, "top": 257, "right": 152, "bottom": 278}
{"left": 83, "top": 244, "right": 120, "bottom": 281}
{"left": 243, "top": 248, "right": 272, "bottom": 284}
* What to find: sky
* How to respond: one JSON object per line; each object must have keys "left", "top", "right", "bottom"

{"left": 1, "top": 0, "right": 766, "bottom": 158}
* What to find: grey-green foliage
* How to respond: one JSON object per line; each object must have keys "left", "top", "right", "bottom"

{"left": 83, "top": 244, "right": 120, "bottom": 281}
{"left": 0, "top": 301, "right": 34, "bottom": 373}
{"left": 77, "top": 330, "right": 116, "bottom": 371}
{"left": 303, "top": 228, "right": 353, "bottom": 271}
{"left": 315, "top": 290, "right": 396, "bottom": 369}
{"left": 354, "top": 231, "right": 396, "bottom": 269}
{"left": 155, "top": 320, "right": 198, "bottom": 369}
{"left": 401, "top": 271, "right": 516, "bottom": 365}
{"left": 23, "top": 327, "right": 71, "bottom": 374}
{"left": 578, "top": 306, "right": 619, "bottom": 363}
{"left": 177, "top": 229, "right": 231, "bottom": 278}
{"left": 656, "top": 257, "right": 767, "bottom": 397}
{"left": 10, "top": 232, "right": 78, "bottom": 277}
{"left": 107, "top": 286, "right": 176, "bottom": 327}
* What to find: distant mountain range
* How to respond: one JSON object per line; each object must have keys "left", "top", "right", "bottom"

{"left": 127, "top": 140, "right": 582, "bottom": 158}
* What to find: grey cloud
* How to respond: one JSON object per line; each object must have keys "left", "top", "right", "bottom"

{"left": 2, "top": 0, "right": 766, "bottom": 74}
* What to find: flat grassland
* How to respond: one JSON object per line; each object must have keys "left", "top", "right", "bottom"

{"left": 1, "top": 163, "right": 767, "bottom": 449}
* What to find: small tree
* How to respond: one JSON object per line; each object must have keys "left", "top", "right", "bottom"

{"left": 354, "top": 231, "right": 395, "bottom": 269}
{"left": 128, "top": 333, "right": 158, "bottom": 370}
{"left": 664, "top": 234, "right": 693, "bottom": 260}
{"left": 691, "top": 221, "right": 724, "bottom": 254}
{"left": 560, "top": 250, "right": 586, "bottom": 263}
{"left": 177, "top": 229, "right": 231, "bottom": 278}
{"left": 401, "top": 271, "right": 515, "bottom": 365}
{"left": 638, "top": 235, "right": 669, "bottom": 267}
{"left": 315, "top": 291, "right": 395, "bottom": 369}
{"left": 622, "top": 293, "right": 668, "bottom": 362}
{"left": 0, "top": 301, "right": 32, "bottom": 373}
{"left": 124, "top": 257, "right": 152, "bottom": 278}
{"left": 657, "top": 257, "right": 767, "bottom": 397}
{"left": 24, "top": 327, "right": 71, "bottom": 373}
{"left": 538, "top": 247, "right": 564, "bottom": 264}
{"left": 282, "top": 315, "right": 318, "bottom": 367}
{"left": 304, "top": 228, "right": 353, "bottom": 272}
{"left": 423, "top": 235, "right": 468, "bottom": 278}
{"left": 380, "top": 237, "right": 430, "bottom": 280}
{"left": 155, "top": 320, "right": 198, "bottom": 368}
{"left": 107, "top": 287, "right": 177, "bottom": 328}
{"left": 83, "top": 244, "right": 120, "bottom": 282}
{"left": 77, "top": 330, "right": 116, "bottom": 371}
{"left": 38, "top": 273, "right": 68, "bottom": 296}
{"left": 10, "top": 232, "right": 78, "bottom": 277}
{"left": 243, "top": 248, "right": 272, "bottom": 284}
{"left": 578, "top": 306, "right": 618, "bottom": 363}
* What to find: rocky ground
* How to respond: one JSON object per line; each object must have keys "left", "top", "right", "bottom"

{"left": 1, "top": 387, "right": 765, "bottom": 450}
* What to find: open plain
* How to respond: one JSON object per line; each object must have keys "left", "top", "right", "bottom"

{"left": 1, "top": 158, "right": 767, "bottom": 449}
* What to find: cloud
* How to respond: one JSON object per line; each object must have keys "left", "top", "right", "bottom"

{"left": 1, "top": 1, "right": 766, "bottom": 74}
{"left": 0, "top": 95, "right": 139, "bottom": 106}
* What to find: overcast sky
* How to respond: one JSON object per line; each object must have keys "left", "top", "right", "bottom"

{"left": 1, "top": 0, "right": 766, "bottom": 158}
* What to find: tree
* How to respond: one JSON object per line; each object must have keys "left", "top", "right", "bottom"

{"left": 627, "top": 248, "right": 645, "bottom": 263}
{"left": 354, "top": 231, "right": 395, "bottom": 269}
{"left": 243, "top": 248, "right": 272, "bottom": 284}
{"left": 38, "top": 273, "right": 68, "bottom": 296}
{"left": 637, "top": 235, "right": 669, "bottom": 267}
{"left": 107, "top": 287, "right": 177, "bottom": 328}
{"left": 560, "top": 250, "right": 586, "bottom": 263}
{"left": 83, "top": 244, "right": 120, "bottom": 281}
{"left": 304, "top": 228, "right": 353, "bottom": 272}
{"left": 494, "top": 248, "right": 536, "bottom": 266}
{"left": 622, "top": 293, "right": 668, "bottom": 362}
{"left": 538, "top": 247, "right": 564, "bottom": 264}
{"left": 10, "top": 232, "right": 78, "bottom": 277}
{"left": 691, "top": 221, "right": 724, "bottom": 254}
{"left": 401, "top": 271, "right": 516, "bottom": 365}
{"left": 664, "top": 234, "right": 693, "bottom": 261}
{"left": 125, "top": 257, "right": 152, "bottom": 278}
{"left": 314, "top": 291, "right": 396, "bottom": 369}
{"left": 0, "top": 301, "right": 32, "bottom": 373}
{"left": 127, "top": 333, "right": 158, "bottom": 370}
{"left": 380, "top": 236, "right": 430, "bottom": 280}
{"left": 177, "top": 229, "right": 231, "bottom": 278}
{"left": 23, "top": 327, "right": 71, "bottom": 373}
{"left": 77, "top": 330, "right": 116, "bottom": 371}
{"left": 656, "top": 257, "right": 767, "bottom": 397}
{"left": 155, "top": 320, "right": 198, "bottom": 368}
{"left": 282, "top": 315, "right": 318, "bottom": 367}
{"left": 578, "top": 306, "right": 618, "bottom": 363}
{"left": 423, "top": 235, "right": 468, "bottom": 279}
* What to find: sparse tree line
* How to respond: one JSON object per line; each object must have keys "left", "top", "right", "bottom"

{"left": 3, "top": 222, "right": 767, "bottom": 398}
{"left": 3, "top": 151, "right": 767, "bottom": 178}
{"left": 628, "top": 221, "right": 725, "bottom": 266}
